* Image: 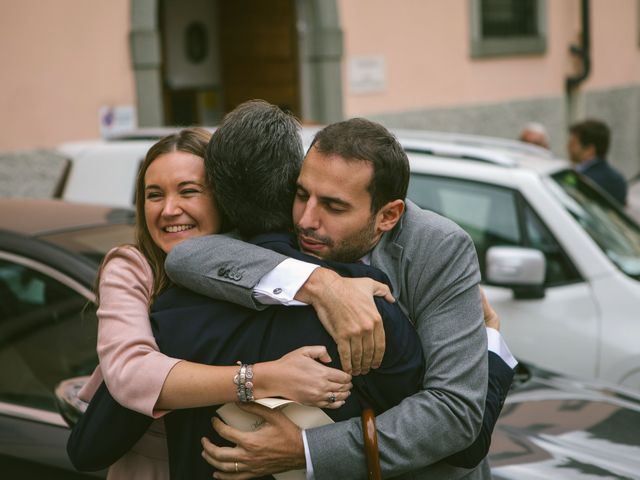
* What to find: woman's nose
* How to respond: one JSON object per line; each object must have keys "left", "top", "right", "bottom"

{"left": 162, "top": 195, "right": 183, "bottom": 217}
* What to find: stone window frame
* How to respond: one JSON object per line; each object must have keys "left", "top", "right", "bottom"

{"left": 469, "top": 0, "right": 547, "bottom": 58}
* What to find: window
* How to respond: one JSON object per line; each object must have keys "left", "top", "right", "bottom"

{"left": 550, "top": 170, "right": 640, "bottom": 280}
{"left": 408, "top": 173, "right": 580, "bottom": 286}
{"left": 522, "top": 203, "right": 581, "bottom": 286}
{"left": 470, "top": 0, "right": 547, "bottom": 57}
{"left": 0, "top": 259, "right": 97, "bottom": 412}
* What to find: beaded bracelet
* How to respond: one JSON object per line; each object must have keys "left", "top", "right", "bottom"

{"left": 233, "top": 362, "right": 254, "bottom": 402}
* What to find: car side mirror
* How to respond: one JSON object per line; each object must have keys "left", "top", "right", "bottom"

{"left": 54, "top": 376, "right": 90, "bottom": 427}
{"left": 486, "top": 246, "right": 546, "bottom": 299}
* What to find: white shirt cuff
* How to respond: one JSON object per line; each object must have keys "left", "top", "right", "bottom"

{"left": 486, "top": 327, "right": 518, "bottom": 369}
{"left": 302, "top": 430, "right": 315, "bottom": 480}
{"left": 252, "top": 258, "right": 319, "bottom": 306}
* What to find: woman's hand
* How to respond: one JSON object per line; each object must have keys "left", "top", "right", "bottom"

{"left": 256, "top": 346, "right": 352, "bottom": 409}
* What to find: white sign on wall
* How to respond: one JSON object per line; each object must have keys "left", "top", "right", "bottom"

{"left": 99, "top": 105, "right": 137, "bottom": 139}
{"left": 348, "top": 55, "right": 386, "bottom": 95}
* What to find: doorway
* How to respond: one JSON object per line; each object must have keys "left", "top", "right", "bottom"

{"left": 131, "top": 0, "right": 343, "bottom": 127}
{"left": 161, "top": 0, "right": 300, "bottom": 125}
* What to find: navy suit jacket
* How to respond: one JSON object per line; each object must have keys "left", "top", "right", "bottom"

{"left": 151, "top": 233, "right": 424, "bottom": 479}
{"left": 581, "top": 158, "right": 628, "bottom": 205}
{"left": 67, "top": 233, "right": 513, "bottom": 477}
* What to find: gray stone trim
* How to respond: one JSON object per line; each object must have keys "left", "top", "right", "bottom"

{"left": 471, "top": 36, "right": 547, "bottom": 58}
{"left": 131, "top": 0, "right": 157, "bottom": 30}
{"left": 584, "top": 85, "right": 640, "bottom": 179}
{"left": 130, "top": 30, "right": 161, "bottom": 68}
{"left": 367, "top": 84, "right": 640, "bottom": 179}
{"left": 297, "top": 0, "right": 344, "bottom": 123}
{"left": 368, "top": 95, "right": 565, "bottom": 155}
{"left": 469, "top": 0, "right": 547, "bottom": 58}
{"left": 0, "top": 151, "right": 69, "bottom": 198}
{"left": 130, "top": 0, "right": 163, "bottom": 127}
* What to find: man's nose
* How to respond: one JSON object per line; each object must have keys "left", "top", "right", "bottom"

{"left": 297, "top": 200, "right": 320, "bottom": 230}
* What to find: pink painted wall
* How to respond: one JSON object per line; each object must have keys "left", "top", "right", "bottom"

{"left": 587, "top": 0, "right": 640, "bottom": 89}
{"left": 0, "top": 0, "right": 134, "bottom": 150}
{"left": 338, "top": 0, "right": 640, "bottom": 116}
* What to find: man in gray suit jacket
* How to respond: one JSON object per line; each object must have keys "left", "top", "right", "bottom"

{"left": 167, "top": 117, "right": 492, "bottom": 478}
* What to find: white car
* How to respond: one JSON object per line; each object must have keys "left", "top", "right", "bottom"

{"left": 403, "top": 135, "right": 640, "bottom": 389}
{"left": 56, "top": 129, "right": 184, "bottom": 208}
{"left": 56, "top": 129, "right": 640, "bottom": 389}
{"left": 56, "top": 128, "right": 320, "bottom": 209}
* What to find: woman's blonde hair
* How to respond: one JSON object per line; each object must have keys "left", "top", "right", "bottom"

{"left": 134, "top": 127, "right": 213, "bottom": 300}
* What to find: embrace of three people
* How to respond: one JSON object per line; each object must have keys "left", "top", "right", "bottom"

{"left": 68, "top": 100, "right": 517, "bottom": 480}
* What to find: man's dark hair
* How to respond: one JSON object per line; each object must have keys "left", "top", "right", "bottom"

{"left": 206, "top": 100, "right": 304, "bottom": 238}
{"left": 569, "top": 119, "right": 611, "bottom": 158}
{"left": 310, "top": 118, "right": 410, "bottom": 213}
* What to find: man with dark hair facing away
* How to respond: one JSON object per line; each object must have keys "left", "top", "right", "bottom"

{"left": 568, "top": 118, "right": 628, "bottom": 205}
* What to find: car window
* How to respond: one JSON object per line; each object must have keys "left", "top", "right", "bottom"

{"left": 409, "top": 174, "right": 520, "bottom": 274}
{"left": 522, "top": 203, "right": 581, "bottom": 285}
{"left": 0, "top": 259, "right": 97, "bottom": 412}
{"left": 408, "top": 173, "right": 580, "bottom": 286}
{"left": 550, "top": 170, "right": 640, "bottom": 281}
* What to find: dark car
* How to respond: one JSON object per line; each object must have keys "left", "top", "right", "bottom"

{"left": 2, "top": 198, "right": 640, "bottom": 478}
{"left": 0, "top": 198, "right": 134, "bottom": 478}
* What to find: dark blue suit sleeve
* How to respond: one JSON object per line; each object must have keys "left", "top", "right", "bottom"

{"left": 353, "top": 297, "right": 424, "bottom": 413}
{"left": 67, "top": 382, "right": 152, "bottom": 472}
{"left": 444, "top": 351, "right": 514, "bottom": 468}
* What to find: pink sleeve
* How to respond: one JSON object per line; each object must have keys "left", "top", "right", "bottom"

{"left": 96, "top": 246, "right": 181, "bottom": 417}
{"left": 78, "top": 366, "right": 103, "bottom": 403}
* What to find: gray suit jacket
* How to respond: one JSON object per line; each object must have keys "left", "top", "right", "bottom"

{"left": 166, "top": 200, "right": 489, "bottom": 479}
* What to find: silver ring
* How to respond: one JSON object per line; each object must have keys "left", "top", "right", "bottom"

{"left": 328, "top": 392, "right": 336, "bottom": 403}
{"left": 235, "top": 461, "right": 239, "bottom": 472}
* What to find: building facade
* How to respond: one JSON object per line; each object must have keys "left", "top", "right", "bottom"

{"left": 1, "top": 0, "right": 639, "bottom": 177}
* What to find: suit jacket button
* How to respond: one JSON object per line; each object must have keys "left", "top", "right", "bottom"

{"left": 218, "top": 267, "right": 227, "bottom": 276}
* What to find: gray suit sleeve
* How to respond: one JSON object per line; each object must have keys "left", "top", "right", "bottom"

{"left": 305, "top": 228, "right": 488, "bottom": 479}
{"left": 165, "top": 234, "right": 287, "bottom": 310}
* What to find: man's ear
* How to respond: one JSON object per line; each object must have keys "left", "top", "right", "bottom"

{"left": 376, "top": 199, "right": 405, "bottom": 233}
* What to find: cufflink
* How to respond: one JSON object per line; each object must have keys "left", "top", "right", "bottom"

{"left": 273, "top": 288, "right": 283, "bottom": 295}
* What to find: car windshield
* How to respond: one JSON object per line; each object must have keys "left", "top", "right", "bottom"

{"left": 37, "top": 224, "right": 135, "bottom": 264}
{"left": 549, "top": 170, "right": 640, "bottom": 280}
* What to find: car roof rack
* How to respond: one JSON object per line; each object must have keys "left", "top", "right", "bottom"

{"left": 400, "top": 138, "right": 518, "bottom": 167}
{"left": 393, "top": 128, "right": 554, "bottom": 158}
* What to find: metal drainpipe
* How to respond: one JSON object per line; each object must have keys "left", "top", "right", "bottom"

{"left": 566, "top": 0, "right": 591, "bottom": 124}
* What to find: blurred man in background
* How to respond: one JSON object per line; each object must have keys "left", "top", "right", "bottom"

{"left": 568, "top": 119, "right": 627, "bottom": 206}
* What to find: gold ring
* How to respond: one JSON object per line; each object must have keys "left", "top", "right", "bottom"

{"left": 235, "top": 461, "right": 239, "bottom": 472}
